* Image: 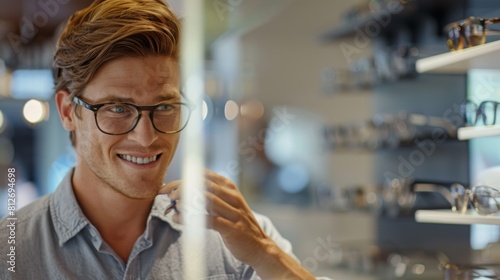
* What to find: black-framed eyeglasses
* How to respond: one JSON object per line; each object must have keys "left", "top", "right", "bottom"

{"left": 73, "top": 96, "right": 195, "bottom": 135}
{"left": 445, "top": 17, "right": 500, "bottom": 51}
{"left": 461, "top": 100, "right": 500, "bottom": 126}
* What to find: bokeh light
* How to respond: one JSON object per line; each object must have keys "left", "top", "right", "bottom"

{"left": 23, "top": 99, "right": 49, "bottom": 124}
{"left": 224, "top": 100, "right": 239, "bottom": 121}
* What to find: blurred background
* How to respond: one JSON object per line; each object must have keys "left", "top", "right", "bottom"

{"left": 2, "top": 0, "right": 500, "bottom": 278}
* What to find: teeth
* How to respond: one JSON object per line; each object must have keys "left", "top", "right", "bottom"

{"left": 120, "top": 154, "right": 158, "bottom": 164}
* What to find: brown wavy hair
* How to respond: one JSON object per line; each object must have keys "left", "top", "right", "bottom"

{"left": 53, "top": 0, "right": 181, "bottom": 146}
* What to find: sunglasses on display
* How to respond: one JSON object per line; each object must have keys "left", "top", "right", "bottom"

{"left": 445, "top": 17, "right": 500, "bottom": 51}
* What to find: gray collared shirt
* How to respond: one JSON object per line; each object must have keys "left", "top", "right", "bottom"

{"left": 0, "top": 169, "right": 300, "bottom": 280}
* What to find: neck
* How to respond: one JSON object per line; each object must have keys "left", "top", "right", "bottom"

{"left": 72, "top": 167, "right": 154, "bottom": 261}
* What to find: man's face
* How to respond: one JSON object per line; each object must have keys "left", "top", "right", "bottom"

{"left": 73, "top": 56, "right": 181, "bottom": 200}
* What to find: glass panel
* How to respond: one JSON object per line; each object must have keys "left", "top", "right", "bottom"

{"left": 468, "top": 69, "right": 500, "bottom": 249}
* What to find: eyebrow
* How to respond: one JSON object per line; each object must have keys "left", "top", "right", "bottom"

{"left": 92, "top": 93, "right": 181, "bottom": 104}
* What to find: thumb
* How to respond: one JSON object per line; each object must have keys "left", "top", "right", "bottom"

{"left": 158, "top": 180, "right": 181, "bottom": 195}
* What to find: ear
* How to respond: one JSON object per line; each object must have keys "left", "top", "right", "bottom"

{"left": 55, "top": 90, "right": 76, "bottom": 131}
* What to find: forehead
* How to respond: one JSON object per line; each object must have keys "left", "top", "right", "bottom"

{"left": 84, "top": 56, "right": 180, "bottom": 102}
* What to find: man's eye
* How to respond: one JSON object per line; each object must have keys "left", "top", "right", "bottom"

{"left": 105, "top": 104, "right": 131, "bottom": 114}
{"left": 111, "top": 105, "right": 126, "bottom": 113}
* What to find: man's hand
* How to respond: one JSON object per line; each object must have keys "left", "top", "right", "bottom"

{"left": 159, "top": 169, "right": 315, "bottom": 279}
{"left": 159, "top": 169, "right": 272, "bottom": 265}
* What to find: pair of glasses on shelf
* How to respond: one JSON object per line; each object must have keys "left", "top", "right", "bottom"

{"left": 441, "top": 262, "right": 500, "bottom": 280}
{"left": 445, "top": 17, "right": 500, "bottom": 51}
{"left": 451, "top": 184, "right": 500, "bottom": 215}
{"left": 460, "top": 100, "right": 500, "bottom": 126}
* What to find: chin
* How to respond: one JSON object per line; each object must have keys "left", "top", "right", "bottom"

{"left": 108, "top": 173, "right": 162, "bottom": 199}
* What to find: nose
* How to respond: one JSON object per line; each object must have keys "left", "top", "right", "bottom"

{"left": 127, "top": 112, "right": 158, "bottom": 147}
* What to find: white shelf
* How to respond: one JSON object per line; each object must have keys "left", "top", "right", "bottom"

{"left": 416, "top": 40, "right": 500, "bottom": 73}
{"left": 415, "top": 209, "right": 500, "bottom": 225}
{"left": 457, "top": 125, "right": 500, "bottom": 140}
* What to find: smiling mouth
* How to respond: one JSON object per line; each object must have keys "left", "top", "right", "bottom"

{"left": 118, "top": 154, "right": 161, "bottom": 165}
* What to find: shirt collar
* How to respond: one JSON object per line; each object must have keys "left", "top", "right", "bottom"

{"left": 150, "top": 194, "right": 184, "bottom": 232}
{"left": 50, "top": 168, "right": 90, "bottom": 246}
{"left": 50, "top": 169, "right": 183, "bottom": 246}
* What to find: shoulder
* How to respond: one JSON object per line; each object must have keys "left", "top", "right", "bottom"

{"left": 0, "top": 194, "right": 53, "bottom": 239}
{"left": 0, "top": 193, "right": 83, "bottom": 279}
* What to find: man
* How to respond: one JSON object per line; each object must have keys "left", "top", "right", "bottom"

{"left": 0, "top": 0, "right": 326, "bottom": 279}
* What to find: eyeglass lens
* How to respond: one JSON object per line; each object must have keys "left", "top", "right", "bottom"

{"left": 478, "top": 101, "right": 500, "bottom": 125}
{"left": 464, "top": 18, "right": 486, "bottom": 47}
{"left": 471, "top": 186, "right": 500, "bottom": 215}
{"left": 446, "top": 18, "right": 488, "bottom": 51}
{"left": 462, "top": 102, "right": 477, "bottom": 125}
{"left": 447, "top": 26, "right": 464, "bottom": 51}
{"left": 96, "top": 103, "right": 190, "bottom": 134}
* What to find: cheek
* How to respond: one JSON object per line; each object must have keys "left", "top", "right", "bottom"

{"left": 74, "top": 117, "right": 109, "bottom": 152}
{"left": 76, "top": 129, "right": 122, "bottom": 162}
{"left": 171, "top": 134, "right": 180, "bottom": 148}
{"left": 170, "top": 134, "right": 180, "bottom": 150}
{"left": 163, "top": 135, "right": 180, "bottom": 160}
{"left": 74, "top": 122, "right": 95, "bottom": 154}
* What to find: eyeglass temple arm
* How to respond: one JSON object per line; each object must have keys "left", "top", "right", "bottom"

{"left": 73, "top": 96, "right": 94, "bottom": 111}
{"left": 486, "top": 17, "right": 500, "bottom": 24}
{"left": 407, "top": 113, "right": 458, "bottom": 137}
{"left": 485, "top": 30, "right": 500, "bottom": 35}
{"left": 485, "top": 17, "right": 500, "bottom": 35}
{"left": 412, "top": 183, "right": 455, "bottom": 206}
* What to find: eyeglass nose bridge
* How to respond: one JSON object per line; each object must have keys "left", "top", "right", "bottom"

{"left": 477, "top": 101, "right": 500, "bottom": 126}
{"left": 128, "top": 106, "right": 161, "bottom": 133}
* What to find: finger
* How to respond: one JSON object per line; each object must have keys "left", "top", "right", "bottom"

{"left": 205, "top": 191, "right": 241, "bottom": 222}
{"left": 205, "top": 214, "right": 239, "bottom": 234}
{"left": 172, "top": 212, "right": 182, "bottom": 224}
{"left": 205, "top": 214, "right": 222, "bottom": 231}
{"left": 205, "top": 180, "right": 241, "bottom": 208}
{"left": 204, "top": 169, "right": 238, "bottom": 191}
{"left": 168, "top": 198, "right": 182, "bottom": 213}
{"left": 168, "top": 187, "right": 181, "bottom": 201}
{"left": 158, "top": 180, "right": 182, "bottom": 195}
{"left": 165, "top": 197, "right": 179, "bottom": 214}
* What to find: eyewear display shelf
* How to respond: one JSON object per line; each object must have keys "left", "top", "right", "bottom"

{"left": 417, "top": 40, "right": 500, "bottom": 141}
{"left": 415, "top": 209, "right": 500, "bottom": 225}
{"left": 415, "top": 40, "right": 500, "bottom": 225}
{"left": 415, "top": 40, "right": 500, "bottom": 74}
